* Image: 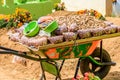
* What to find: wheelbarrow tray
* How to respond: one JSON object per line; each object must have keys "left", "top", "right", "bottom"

{"left": 22, "top": 32, "right": 119, "bottom": 60}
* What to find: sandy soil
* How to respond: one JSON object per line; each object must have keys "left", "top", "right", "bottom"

{"left": 0, "top": 17, "right": 120, "bottom": 80}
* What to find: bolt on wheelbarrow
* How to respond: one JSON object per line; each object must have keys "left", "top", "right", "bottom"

{"left": 0, "top": 32, "right": 120, "bottom": 80}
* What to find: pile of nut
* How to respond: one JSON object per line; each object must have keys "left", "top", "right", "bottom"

{"left": 48, "top": 13, "right": 120, "bottom": 44}
{"left": 54, "top": 14, "right": 107, "bottom": 30}
{"left": 9, "top": 11, "right": 120, "bottom": 48}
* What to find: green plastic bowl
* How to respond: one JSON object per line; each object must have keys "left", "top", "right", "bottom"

{"left": 44, "top": 20, "right": 58, "bottom": 33}
{"left": 23, "top": 21, "right": 40, "bottom": 37}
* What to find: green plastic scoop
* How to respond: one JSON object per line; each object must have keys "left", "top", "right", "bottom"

{"left": 23, "top": 21, "right": 40, "bottom": 37}
{"left": 44, "top": 20, "right": 58, "bottom": 33}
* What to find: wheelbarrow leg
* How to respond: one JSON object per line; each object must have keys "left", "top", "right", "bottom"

{"left": 74, "top": 58, "right": 81, "bottom": 79}
{"left": 39, "top": 61, "right": 46, "bottom": 80}
{"left": 40, "top": 74, "right": 46, "bottom": 80}
{"left": 55, "top": 59, "right": 65, "bottom": 80}
{"left": 100, "top": 40, "right": 103, "bottom": 62}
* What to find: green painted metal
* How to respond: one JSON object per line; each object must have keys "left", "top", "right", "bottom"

{"left": 76, "top": 43, "right": 92, "bottom": 55}
{"left": 55, "top": 43, "right": 92, "bottom": 59}
{"left": 87, "top": 56, "right": 102, "bottom": 66}
{"left": 42, "top": 61, "right": 59, "bottom": 76}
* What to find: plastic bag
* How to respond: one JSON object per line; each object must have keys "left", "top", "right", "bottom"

{"left": 77, "top": 29, "right": 92, "bottom": 39}
{"left": 63, "top": 32, "right": 77, "bottom": 41}
{"left": 48, "top": 35, "right": 63, "bottom": 44}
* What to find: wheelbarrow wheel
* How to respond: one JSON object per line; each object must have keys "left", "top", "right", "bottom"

{"left": 80, "top": 47, "right": 111, "bottom": 79}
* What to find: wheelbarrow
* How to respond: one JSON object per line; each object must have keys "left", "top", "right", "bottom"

{"left": 0, "top": 32, "right": 120, "bottom": 80}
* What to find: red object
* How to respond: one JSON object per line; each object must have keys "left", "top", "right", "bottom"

{"left": 76, "top": 75, "right": 81, "bottom": 79}
{"left": 84, "top": 72, "right": 89, "bottom": 77}
{"left": 84, "top": 77, "right": 89, "bottom": 80}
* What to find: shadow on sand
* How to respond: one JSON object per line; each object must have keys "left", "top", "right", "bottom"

{"left": 104, "top": 71, "right": 120, "bottom": 80}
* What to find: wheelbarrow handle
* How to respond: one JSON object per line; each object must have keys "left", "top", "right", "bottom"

{"left": 0, "top": 46, "right": 41, "bottom": 61}
{"left": 0, "top": 46, "right": 18, "bottom": 52}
